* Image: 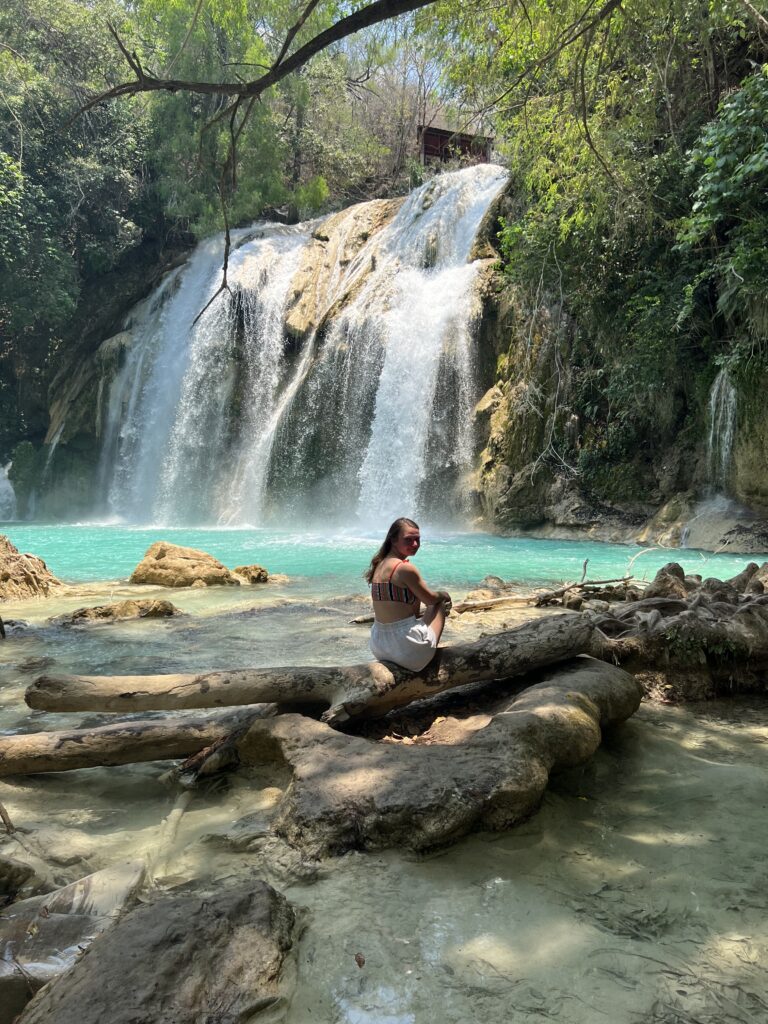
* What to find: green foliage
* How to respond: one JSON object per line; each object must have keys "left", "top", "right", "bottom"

{"left": 678, "top": 68, "right": 768, "bottom": 358}
{"left": 295, "top": 175, "right": 330, "bottom": 215}
{"left": 662, "top": 624, "right": 745, "bottom": 664}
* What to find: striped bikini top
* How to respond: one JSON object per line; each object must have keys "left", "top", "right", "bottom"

{"left": 371, "top": 559, "right": 418, "bottom": 605}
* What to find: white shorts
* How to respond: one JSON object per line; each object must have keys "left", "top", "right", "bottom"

{"left": 370, "top": 615, "right": 438, "bottom": 672}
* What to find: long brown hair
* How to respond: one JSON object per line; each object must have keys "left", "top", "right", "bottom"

{"left": 364, "top": 517, "right": 419, "bottom": 583}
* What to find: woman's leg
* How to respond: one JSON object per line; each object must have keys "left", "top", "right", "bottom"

{"left": 422, "top": 601, "right": 447, "bottom": 643}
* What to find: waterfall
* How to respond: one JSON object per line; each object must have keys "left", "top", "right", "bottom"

{"left": 0, "top": 463, "right": 16, "bottom": 521}
{"left": 96, "top": 165, "right": 508, "bottom": 526}
{"left": 707, "top": 368, "right": 737, "bottom": 491}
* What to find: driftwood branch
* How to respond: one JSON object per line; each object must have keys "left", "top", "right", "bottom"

{"left": 454, "top": 576, "right": 634, "bottom": 614}
{"left": 0, "top": 800, "right": 16, "bottom": 833}
{"left": 26, "top": 615, "right": 594, "bottom": 726}
{"left": 535, "top": 575, "right": 633, "bottom": 605}
{"left": 0, "top": 708, "right": 273, "bottom": 778}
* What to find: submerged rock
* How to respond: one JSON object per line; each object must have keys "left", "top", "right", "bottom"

{"left": 0, "top": 860, "right": 144, "bottom": 1024}
{"left": 17, "top": 880, "right": 298, "bottom": 1024}
{"left": 49, "top": 599, "right": 181, "bottom": 627}
{"left": 233, "top": 563, "right": 270, "bottom": 584}
{"left": 129, "top": 542, "right": 240, "bottom": 588}
{"left": 0, "top": 536, "right": 61, "bottom": 601}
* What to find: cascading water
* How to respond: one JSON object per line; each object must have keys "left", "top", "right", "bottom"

{"left": 267, "top": 165, "right": 508, "bottom": 526}
{"left": 97, "top": 165, "right": 508, "bottom": 526}
{"left": 0, "top": 463, "right": 16, "bottom": 521}
{"left": 707, "top": 367, "right": 737, "bottom": 491}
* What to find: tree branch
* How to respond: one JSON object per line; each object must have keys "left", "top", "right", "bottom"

{"left": 274, "top": 0, "right": 322, "bottom": 69}
{"left": 82, "top": 0, "right": 440, "bottom": 115}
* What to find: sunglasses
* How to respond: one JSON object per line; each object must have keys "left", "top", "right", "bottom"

{"left": 402, "top": 537, "right": 420, "bottom": 546}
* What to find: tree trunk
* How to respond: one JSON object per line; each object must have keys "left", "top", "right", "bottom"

{"left": 26, "top": 614, "right": 593, "bottom": 725}
{"left": 0, "top": 708, "right": 268, "bottom": 777}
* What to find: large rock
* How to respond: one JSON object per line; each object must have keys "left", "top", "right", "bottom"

{"left": 231, "top": 657, "right": 642, "bottom": 858}
{"left": 642, "top": 562, "right": 689, "bottom": 600}
{"left": 49, "top": 599, "right": 181, "bottom": 627}
{"left": 0, "top": 860, "right": 144, "bottom": 1024}
{"left": 233, "top": 564, "right": 269, "bottom": 584}
{"left": 17, "top": 881, "right": 297, "bottom": 1024}
{"left": 129, "top": 542, "right": 240, "bottom": 588}
{"left": 0, "top": 535, "right": 61, "bottom": 601}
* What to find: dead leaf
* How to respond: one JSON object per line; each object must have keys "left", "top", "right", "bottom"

{"left": 355, "top": 952, "right": 365, "bottom": 969}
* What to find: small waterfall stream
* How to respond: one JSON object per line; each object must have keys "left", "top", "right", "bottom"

{"left": 0, "top": 463, "right": 16, "bottom": 520}
{"left": 707, "top": 367, "right": 737, "bottom": 491}
{"left": 97, "top": 165, "right": 508, "bottom": 527}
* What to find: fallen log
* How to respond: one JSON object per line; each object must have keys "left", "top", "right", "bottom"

{"left": 0, "top": 708, "right": 271, "bottom": 777}
{"left": 535, "top": 576, "right": 634, "bottom": 606}
{"left": 453, "top": 595, "right": 535, "bottom": 614}
{"left": 26, "top": 614, "right": 594, "bottom": 725}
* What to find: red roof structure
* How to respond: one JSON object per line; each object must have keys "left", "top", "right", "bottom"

{"left": 417, "top": 112, "right": 493, "bottom": 165}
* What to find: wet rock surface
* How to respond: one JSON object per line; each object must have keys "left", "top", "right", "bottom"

{"left": 49, "top": 599, "right": 181, "bottom": 626}
{"left": 129, "top": 542, "right": 241, "bottom": 588}
{"left": 0, "top": 853, "right": 35, "bottom": 904}
{"left": 17, "top": 880, "right": 298, "bottom": 1024}
{"left": 0, "top": 536, "right": 61, "bottom": 602}
{"left": 233, "top": 563, "right": 270, "bottom": 584}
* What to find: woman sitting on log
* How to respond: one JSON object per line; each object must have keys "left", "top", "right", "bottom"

{"left": 365, "top": 517, "right": 452, "bottom": 671}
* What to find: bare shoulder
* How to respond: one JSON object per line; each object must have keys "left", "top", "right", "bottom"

{"left": 375, "top": 556, "right": 404, "bottom": 582}
{"left": 395, "top": 560, "right": 422, "bottom": 583}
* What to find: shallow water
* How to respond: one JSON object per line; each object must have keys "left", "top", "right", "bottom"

{"left": 2, "top": 698, "right": 765, "bottom": 1023}
{"left": 278, "top": 700, "right": 768, "bottom": 1023}
{"left": 1, "top": 530, "right": 767, "bottom": 1021}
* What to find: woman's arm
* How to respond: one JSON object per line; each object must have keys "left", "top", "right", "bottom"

{"left": 395, "top": 562, "right": 451, "bottom": 608}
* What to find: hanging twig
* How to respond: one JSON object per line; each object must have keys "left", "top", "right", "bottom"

{"left": 165, "top": 0, "right": 206, "bottom": 76}
{"left": 191, "top": 182, "right": 233, "bottom": 326}
{"left": 0, "top": 800, "right": 16, "bottom": 834}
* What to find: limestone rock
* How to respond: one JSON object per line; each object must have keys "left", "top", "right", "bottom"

{"left": 233, "top": 564, "right": 269, "bottom": 584}
{"left": 17, "top": 881, "right": 297, "bottom": 1024}
{"left": 284, "top": 198, "right": 402, "bottom": 339}
{"left": 129, "top": 542, "right": 240, "bottom": 588}
{"left": 0, "top": 860, "right": 144, "bottom": 1024}
{"left": 0, "top": 536, "right": 61, "bottom": 601}
{"left": 50, "top": 599, "right": 181, "bottom": 627}
{"left": 718, "top": 521, "right": 768, "bottom": 554}
{"left": 634, "top": 493, "right": 695, "bottom": 548}
{"left": 233, "top": 657, "right": 642, "bottom": 858}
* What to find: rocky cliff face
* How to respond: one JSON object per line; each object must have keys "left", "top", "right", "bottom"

{"left": 732, "top": 381, "right": 768, "bottom": 512}
{"left": 471, "top": 255, "right": 768, "bottom": 551}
